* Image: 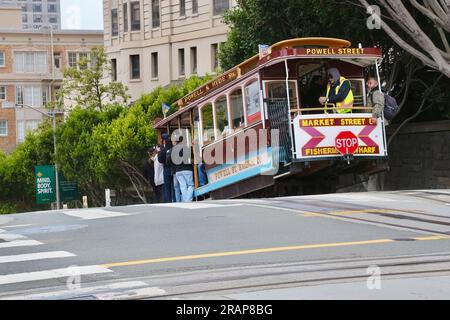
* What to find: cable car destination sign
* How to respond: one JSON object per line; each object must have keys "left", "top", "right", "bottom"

{"left": 177, "top": 68, "right": 240, "bottom": 108}
{"left": 293, "top": 114, "right": 387, "bottom": 160}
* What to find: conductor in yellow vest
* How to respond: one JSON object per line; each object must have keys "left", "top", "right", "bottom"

{"left": 318, "top": 68, "right": 354, "bottom": 113}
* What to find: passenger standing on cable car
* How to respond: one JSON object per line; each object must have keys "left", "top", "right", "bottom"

{"left": 158, "top": 133, "right": 174, "bottom": 203}
{"left": 319, "top": 68, "right": 354, "bottom": 114}
{"left": 172, "top": 134, "right": 195, "bottom": 202}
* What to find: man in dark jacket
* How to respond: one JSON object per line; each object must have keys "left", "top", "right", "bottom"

{"left": 319, "top": 68, "right": 354, "bottom": 114}
{"left": 157, "top": 133, "right": 174, "bottom": 203}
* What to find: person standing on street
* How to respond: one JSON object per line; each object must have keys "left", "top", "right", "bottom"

{"left": 158, "top": 133, "right": 174, "bottom": 203}
{"left": 152, "top": 145, "right": 164, "bottom": 203}
{"left": 143, "top": 147, "right": 157, "bottom": 202}
{"left": 171, "top": 133, "right": 195, "bottom": 202}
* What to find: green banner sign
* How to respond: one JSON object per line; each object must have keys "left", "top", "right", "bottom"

{"left": 59, "top": 172, "right": 79, "bottom": 202}
{"left": 35, "top": 165, "right": 56, "bottom": 204}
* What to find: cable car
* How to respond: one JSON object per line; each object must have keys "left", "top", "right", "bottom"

{"left": 154, "top": 38, "right": 388, "bottom": 200}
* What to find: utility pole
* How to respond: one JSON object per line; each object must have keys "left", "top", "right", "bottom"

{"left": 15, "top": 103, "right": 61, "bottom": 210}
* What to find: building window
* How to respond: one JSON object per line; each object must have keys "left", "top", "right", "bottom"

{"left": 190, "top": 47, "right": 197, "bottom": 74}
{"left": 130, "top": 2, "right": 141, "bottom": 31}
{"left": 0, "top": 86, "right": 6, "bottom": 100}
{"left": 151, "top": 52, "right": 158, "bottom": 78}
{"left": 14, "top": 52, "right": 47, "bottom": 73}
{"left": 0, "top": 52, "right": 4, "bottom": 67}
{"left": 130, "top": 55, "right": 140, "bottom": 79}
{"left": 111, "top": 8, "right": 118, "bottom": 36}
{"left": 33, "top": 14, "right": 42, "bottom": 23}
{"left": 151, "top": 0, "right": 160, "bottom": 28}
{"left": 68, "top": 52, "right": 90, "bottom": 69}
{"left": 48, "top": 4, "right": 57, "bottom": 13}
{"left": 111, "top": 58, "right": 117, "bottom": 81}
{"left": 53, "top": 52, "right": 61, "bottom": 69}
{"left": 48, "top": 15, "right": 57, "bottom": 24}
{"left": 213, "top": 0, "right": 229, "bottom": 16}
{"left": 211, "top": 43, "right": 219, "bottom": 70}
{"left": 123, "top": 3, "right": 128, "bottom": 32}
{"left": 192, "top": 0, "right": 198, "bottom": 14}
{"left": 33, "top": 4, "right": 42, "bottom": 12}
{"left": 0, "top": 120, "right": 7, "bottom": 136}
{"left": 180, "top": 0, "right": 186, "bottom": 17}
{"left": 15, "top": 85, "right": 44, "bottom": 107}
{"left": 178, "top": 48, "right": 185, "bottom": 76}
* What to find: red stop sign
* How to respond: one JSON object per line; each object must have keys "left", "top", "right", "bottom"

{"left": 335, "top": 131, "right": 359, "bottom": 155}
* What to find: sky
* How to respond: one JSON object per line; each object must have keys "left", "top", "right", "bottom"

{"left": 61, "top": 0, "right": 104, "bottom": 30}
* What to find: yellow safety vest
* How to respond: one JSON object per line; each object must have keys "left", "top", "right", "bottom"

{"left": 325, "top": 76, "right": 353, "bottom": 114}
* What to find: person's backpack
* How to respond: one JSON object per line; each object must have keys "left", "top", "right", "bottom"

{"left": 384, "top": 93, "right": 399, "bottom": 121}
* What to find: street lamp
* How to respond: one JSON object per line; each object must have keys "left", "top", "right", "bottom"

{"left": 15, "top": 103, "right": 63, "bottom": 210}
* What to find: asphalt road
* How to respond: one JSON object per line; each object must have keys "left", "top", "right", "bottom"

{"left": 1, "top": 190, "right": 450, "bottom": 300}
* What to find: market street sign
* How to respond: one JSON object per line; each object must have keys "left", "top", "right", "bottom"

{"left": 35, "top": 165, "right": 56, "bottom": 204}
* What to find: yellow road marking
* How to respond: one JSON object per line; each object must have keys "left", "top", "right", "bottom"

{"left": 101, "top": 238, "right": 395, "bottom": 268}
{"left": 330, "top": 209, "right": 393, "bottom": 215}
{"left": 413, "top": 235, "right": 450, "bottom": 241}
{"left": 301, "top": 212, "right": 328, "bottom": 217}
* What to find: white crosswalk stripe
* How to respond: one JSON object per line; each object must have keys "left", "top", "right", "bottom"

{"left": 62, "top": 209, "right": 128, "bottom": 220}
{"left": 0, "top": 265, "right": 113, "bottom": 286}
{"left": 0, "top": 233, "right": 27, "bottom": 241}
{"left": 0, "top": 251, "right": 75, "bottom": 264}
{"left": 0, "top": 240, "right": 42, "bottom": 249}
{"left": 1, "top": 281, "right": 167, "bottom": 300}
{"left": 151, "top": 202, "right": 243, "bottom": 210}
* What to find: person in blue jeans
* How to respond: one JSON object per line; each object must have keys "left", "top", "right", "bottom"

{"left": 171, "top": 134, "right": 194, "bottom": 202}
{"left": 157, "top": 133, "right": 174, "bottom": 203}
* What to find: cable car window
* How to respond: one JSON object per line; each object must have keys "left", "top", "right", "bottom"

{"left": 349, "top": 79, "right": 365, "bottom": 108}
{"left": 265, "top": 81, "right": 298, "bottom": 111}
{"left": 215, "top": 96, "right": 229, "bottom": 137}
{"left": 245, "top": 81, "right": 261, "bottom": 124}
{"left": 201, "top": 103, "right": 214, "bottom": 144}
{"left": 193, "top": 108, "right": 200, "bottom": 146}
{"left": 229, "top": 89, "right": 245, "bottom": 129}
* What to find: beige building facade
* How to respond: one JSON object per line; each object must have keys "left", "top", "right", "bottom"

{"left": 103, "top": 0, "right": 236, "bottom": 101}
{"left": 0, "top": 28, "right": 103, "bottom": 153}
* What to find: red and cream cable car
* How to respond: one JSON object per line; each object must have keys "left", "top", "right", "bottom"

{"left": 154, "top": 38, "right": 387, "bottom": 199}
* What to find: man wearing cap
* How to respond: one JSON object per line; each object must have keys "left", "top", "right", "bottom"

{"left": 158, "top": 133, "right": 174, "bottom": 203}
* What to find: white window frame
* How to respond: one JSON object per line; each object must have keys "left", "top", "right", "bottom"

{"left": 0, "top": 52, "right": 5, "bottom": 67}
{"left": 0, "top": 119, "right": 8, "bottom": 136}
{"left": 13, "top": 51, "right": 48, "bottom": 73}
{"left": 0, "top": 86, "right": 6, "bottom": 100}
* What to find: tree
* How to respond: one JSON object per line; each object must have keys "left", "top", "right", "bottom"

{"left": 60, "top": 47, "right": 130, "bottom": 111}
{"left": 358, "top": 0, "right": 450, "bottom": 78}
{"left": 219, "top": 0, "right": 386, "bottom": 70}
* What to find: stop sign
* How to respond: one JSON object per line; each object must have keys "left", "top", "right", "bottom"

{"left": 335, "top": 131, "right": 359, "bottom": 155}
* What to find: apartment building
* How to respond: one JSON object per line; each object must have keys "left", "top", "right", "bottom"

{"left": 0, "top": 0, "right": 61, "bottom": 30}
{"left": 0, "top": 25, "right": 103, "bottom": 153}
{"left": 104, "top": 0, "right": 237, "bottom": 101}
